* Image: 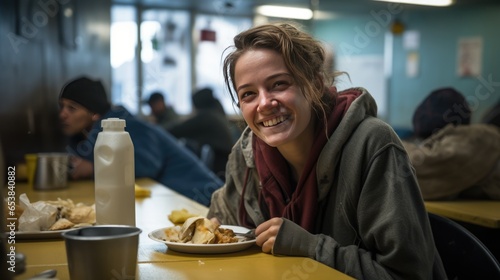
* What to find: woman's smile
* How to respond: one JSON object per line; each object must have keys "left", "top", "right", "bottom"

{"left": 261, "top": 115, "right": 288, "bottom": 127}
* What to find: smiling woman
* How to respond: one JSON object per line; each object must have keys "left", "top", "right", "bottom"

{"left": 234, "top": 50, "right": 315, "bottom": 151}
{"left": 208, "top": 22, "right": 448, "bottom": 280}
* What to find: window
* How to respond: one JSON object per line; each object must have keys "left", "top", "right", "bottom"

{"left": 141, "top": 10, "right": 191, "bottom": 115}
{"left": 194, "top": 15, "right": 252, "bottom": 115}
{"left": 111, "top": 5, "right": 138, "bottom": 113}
{"left": 111, "top": 5, "right": 251, "bottom": 117}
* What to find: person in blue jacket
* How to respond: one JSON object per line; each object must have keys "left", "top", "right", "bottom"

{"left": 58, "top": 76, "right": 223, "bottom": 206}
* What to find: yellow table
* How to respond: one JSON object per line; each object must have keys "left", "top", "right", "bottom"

{"left": 6, "top": 178, "right": 353, "bottom": 280}
{"left": 425, "top": 200, "right": 500, "bottom": 228}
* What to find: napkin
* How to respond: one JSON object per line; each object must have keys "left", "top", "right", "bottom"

{"left": 18, "top": 193, "right": 58, "bottom": 231}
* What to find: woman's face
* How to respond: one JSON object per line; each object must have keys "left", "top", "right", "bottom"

{"left": 234, "top": 48, "right": 314, "bottom": 148}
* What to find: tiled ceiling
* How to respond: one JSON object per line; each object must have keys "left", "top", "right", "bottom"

{"left": 112, "top": 0, "right": 499, "bottom": 17}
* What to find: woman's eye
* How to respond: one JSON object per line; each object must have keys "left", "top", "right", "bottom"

{"left": 240, "top": 91, "right": 254, "bottom": 100}
{"left": 272, "top": 81, "right": 288, "bottom": 89}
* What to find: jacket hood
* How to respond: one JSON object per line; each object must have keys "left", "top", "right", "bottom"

{"left": 317, "top": 88, "right": 377, "bottom": 199}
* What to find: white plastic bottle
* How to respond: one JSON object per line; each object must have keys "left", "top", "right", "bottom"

{"left": 94, "top": 118, "right": 136, "bottom": 226}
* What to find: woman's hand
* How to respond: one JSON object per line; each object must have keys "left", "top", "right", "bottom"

{"left": 255, "top": 217, "right": 283, "bottom": 254}
{"left": 209, "top": 217, "right": 220, "bottom": 226}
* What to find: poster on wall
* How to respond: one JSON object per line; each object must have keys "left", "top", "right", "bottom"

{"left": 403, "top": 30, "right": 420, "bottom": 50}
{"left": 457, "top": 37, "right": 483, "bottom": 77}
{"left": 406, "top": 52, "right": 419, "bottom": 78}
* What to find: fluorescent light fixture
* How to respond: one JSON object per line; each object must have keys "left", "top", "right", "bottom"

{"left": 374, "top": 0, "right": 453, "bottom": 7}
{"left": 256, "top": 5, "right": 313, "bottom": 20}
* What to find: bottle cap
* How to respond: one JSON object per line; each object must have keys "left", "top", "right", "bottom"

{"left": 101, "top": 118, "right": 126, "bottom": 130}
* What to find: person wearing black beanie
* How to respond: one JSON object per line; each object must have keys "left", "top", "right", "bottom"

{"left": 59, "top": 76, "right": 111, "bottom": 116}
{"left": 58, "top": 76, "right": 110, "bottom": 137}
{"left": 58, "top": 76, "right": 223, "bottom": 206}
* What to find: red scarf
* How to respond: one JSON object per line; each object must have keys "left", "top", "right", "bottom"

{"left": 239, "top": 88, "right": 361, "bottom": 233}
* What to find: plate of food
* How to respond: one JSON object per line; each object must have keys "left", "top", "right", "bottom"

{"left": 148, "top": 216, "right": 256, "bottom": 254}
{"left": 5, "top": 193, "right": 95, "bottom": 240}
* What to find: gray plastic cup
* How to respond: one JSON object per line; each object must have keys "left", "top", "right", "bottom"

{"left": 62, "top": 225, "right": 142, "bottom": 280}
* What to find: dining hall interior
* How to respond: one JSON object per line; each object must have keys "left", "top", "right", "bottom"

{"left": 2, "top": 0, "right": 500, "bottom": 165}
{"left": 1, "top": 0, "right": 500, "bottom": 279}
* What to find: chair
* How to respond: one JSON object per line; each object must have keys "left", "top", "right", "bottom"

{"left": 428, "top": 212, "right": 500, "bottom": 279}
{"left": 178, "top": 138, "right": 215, "bottom": 171}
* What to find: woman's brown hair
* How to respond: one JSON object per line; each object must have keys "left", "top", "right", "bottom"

{"left": 222, "top": 22, "right": 340, "bottom": 122}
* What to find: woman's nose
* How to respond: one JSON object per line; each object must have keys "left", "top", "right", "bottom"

{"left": 257, "top": 91, "right": 279, "bottom": 113}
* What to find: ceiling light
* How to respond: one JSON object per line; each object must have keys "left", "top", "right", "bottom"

{"left": 256, "top": 5, "right": 313, "bottom": 20}
{"left": 374, "top": 0, "right": 454, "bottom": 7}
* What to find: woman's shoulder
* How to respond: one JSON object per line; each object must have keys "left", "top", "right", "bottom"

{"left": 353, "top": 116, "right": 399, "bottom": 138}
{"left": 348, "top": 117, "right": 406, "bottom": 153}
{"left": 360, "top": 117, "right": 397, "bottom": 135}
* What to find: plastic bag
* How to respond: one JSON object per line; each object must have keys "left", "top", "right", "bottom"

{"left": 18, "top": 193, "right": 58, "bottom": 231}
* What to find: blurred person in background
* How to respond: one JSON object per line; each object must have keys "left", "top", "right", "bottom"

{"left": 168, "top": 87, "right": 234, "bottom": 180}
{"left": 145, "top": 91, "right": 180, "bottom": 130}
{"left": 481, "top": 99, "right": 500, "bottom": 128}
{"left": 58, "top": 76, "right": 223, "bottom": 206}
{"left": 403, "top": 87, "right": 500, "bottom": 200}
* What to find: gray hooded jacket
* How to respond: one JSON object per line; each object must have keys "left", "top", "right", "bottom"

{"left": 208, "top": 88, "right": 446, "bottom": 280}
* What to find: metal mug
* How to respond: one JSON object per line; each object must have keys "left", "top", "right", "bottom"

{"left": 62, "top": 225, "right": 142, "bottom": 280}
{"left": 33, "top": 153, "right": 69, "bottom": 190}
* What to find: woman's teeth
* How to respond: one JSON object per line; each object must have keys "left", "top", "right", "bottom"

{"left": 263, "top": 116, "right": 286, "bottom": 127}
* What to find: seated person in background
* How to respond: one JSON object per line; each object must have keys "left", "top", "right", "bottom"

{"left": 58, "top": 77, "right": 223, "bottom": 206}
{"left": 168, "top": 88, "right": 234, "bottom": 180}
{"left": 403, "top": 87, "right": 500, "bottom": 200}
{"left": 208, "top": 22, "right": 446, "bottom": 279}
{"left": 145, "top": 91, "right": 180, "bottom": 130}
{"left": 481, "top": 99, "right": 500, "bottom": 128}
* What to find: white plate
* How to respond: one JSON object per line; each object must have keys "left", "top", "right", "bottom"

{"left": 7, "top": 225, "right": 94, "bottom": 240}
{"left": 148, "top": 225, "right": 256, "bottom": 254}
{"left": 8, "top": 229, "right": 69, "bottom": 240}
